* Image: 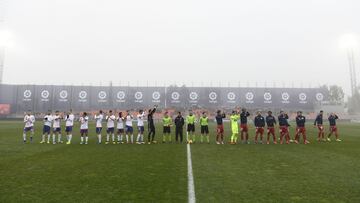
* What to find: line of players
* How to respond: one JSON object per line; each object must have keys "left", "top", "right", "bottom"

{"left": 22, "top": 106, "right": 341, "bottom": 145}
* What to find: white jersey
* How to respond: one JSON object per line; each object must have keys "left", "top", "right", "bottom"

{"left": 106, "top": 115, "right": 116, "bottom": 128}
{"left": 65, "top": 114, "right": 75, "bottom": 127}
{"left": 125, "top": 115, "right": 133, "bottom": 127}
{"left": 137, "top": 112, "right": 146, "bottom": 127}
{"left": 94, "top": 114, "right": 104, "bottom": 128}
{"left": 116, "top": 116, "right": 124, "bottom": 129}
{"left": 80, "top": 116, "right": 89, "bottom": 129}
{"left": 24, "top": 115, "right": 35, "bottom": 128}
{"left": 52, "top": 115, "right": 61, "bottom": 128}
{"left": 43, "top": 115, "right": 52, "bottom": 127}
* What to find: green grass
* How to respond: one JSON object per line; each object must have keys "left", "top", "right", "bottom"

{"left": 0, "top": 120, "right": 360, "bottom": 202}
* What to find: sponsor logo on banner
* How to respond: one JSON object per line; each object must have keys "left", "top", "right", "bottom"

{"left": 209, "top": 92, "right": 218, "bottom": 103}
{"left": 316, "top": 93, "right": 324, "bottom": 101}
{"left": 134, "top": 91, "right": 143, "bottom": 103}
{"left": 78, "top": 91, "right": 87, "bottom": 102}
{"left": 23, "top": 90, "right": 32, "bottom": 101}
{"left": 41, "top": 90, "right": 50, "bottom": 102}
{"left": 189, "top": 92, "right": 198, "bottom": 104}
{"left": 281, "top": 92, "right": 290, "bottom": 104}
{"left": 245, "top": 92, "right": 254, "bottom": 104}
{"left": 171, "top": 92, "right": 180, "bottom": 103}
{"left": 152, "top": 91, "right": 161, "bottom": 103}
{"left": 98, "top": 91, "right": 107, "bottom": 103}
{"left": 59, "top": 90, "right": 68, "bottom": 102}
{"left": 227, "top": 92, "right": 236, "bottom": 103}
{"left": 263, "top": 92, "right": 272, "bottom": 104}
{"left": 299, "top": 93, "right": 307, "bottom": 104}
{"left": 116, "top": 91, "right": 126, "bottom": 103}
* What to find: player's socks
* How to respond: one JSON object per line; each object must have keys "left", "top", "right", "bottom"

{"left": 69, "top": 134, "right": 72, "bottom": 143}
{"left": 137, "top": 134, "right": 140, "bottom": 143}
{"left": 131, "top": 134, "right": 134, "bottom": 143}
{"left": 162, "top": 135, "right": 166, "bottom": 143}
{"left": 168, "top": 134, "right": 171, "bottom": 142}
{"left": 52, "top": 134, "right": 56, "bottom": 144}
{"left": 98, "top": 134, "right": 101, "bottom": 143}
{"left": 112, "top": 134, "right": 115, "bottom": 142}
{"left": 58, "top": 134, "right": 62, "bottom": 143}
{"left": 106, "top": 134, "right": 110, "bottom": 142}
{"left": 85, "top": 136, "right": 88, "bottom": 144}
{"left": 206, "top": 135, "right": 209, "bottom": 143}
{"left": 140, "top": 134, "right": 144, "bottom": 143}
{"left": 126, "top": 135, "right": 129, "bottom": 143}
{"left": 23, "top": 133, "right": 26, "bottom": 142}
{"left": 41, "top": 134, "right": 45, "bottom": 143}
{"left": 47, "top": 134, "right": 51, "bottom": 143}
{"left": 80, "top": 136, "right": 84, "bottom": 144}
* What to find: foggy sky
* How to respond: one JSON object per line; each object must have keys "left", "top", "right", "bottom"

{"left": 1, "top": 0, "right": 360, "bottom": 95}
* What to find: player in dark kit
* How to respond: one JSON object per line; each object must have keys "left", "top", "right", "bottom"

{"left": 294, "top": 111, "right": 309, "bottom": 144}
{"left": 327, "top": 113, "right": 341, "bottom": 142}
{"left": 278, "top": 111, "right": 291, "bottom": 144}
{"left": 314, "top": 110, "right": 325, "bottom": 142}
{"left": 265, "top": 111, "right": 277, "bottom": 144}
{"left": 215, "top": 110, "right": 226, "bottom": 144}
{"left": 174, "top": 112, "right": 185, "bottom": 143}
{"left": 147, "top": 105, "right": 158, "bottom": 144}
{"left": 240, "top": 108, "right": 251, "bottom": 144}
{"left": 254, "top": 111, "right": 265, "bottom": 144}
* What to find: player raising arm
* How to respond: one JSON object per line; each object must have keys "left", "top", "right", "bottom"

{"left": 116, "top": 112, "right": 125, "bottom": 144}
{"left": 23, "top": 111, "right": 35, "bottom": 143}
{"left": 41, "top": 111, "right": 52, "bottom": 144}
{"left": 240, "top": 108, "right": 250, "bottom": 144}
{"left": 52, "top": 111, "right": 63, "bottom": 144}
{"left": 278, "top": 111, "right": 291, "bottom": 144}
{"left": 327, "top": 113, "right": 341, "bottom": 142}
{"left": 230, "top": 110, "right": 240, "bottom": 144}
{"left": 147, "top": 105, "right": 157, "bottom": 144}
{"left": 125, "top": 110, "right": 134, "bottom": 144}
{"left": 215, "top": 110, "right": 226, "bottom": 144}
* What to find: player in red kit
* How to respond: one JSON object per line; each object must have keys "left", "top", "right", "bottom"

{"left": 314, "top": 110, "right": 325, "bottom": 142}
{"left": 240, "top": 108, "right": 251, "bottom": 144}
{"left": 254, "top": 111, "right": 265, "bottom": 144}
{"left": 266, "top": 111, "right": 277, "bottom": 144}
{"left": 327, "top": 113, "right": 341, "bottom": 142}
{"left": 294, "top": 111, "right": 310, "bottom": 144}
{"left": 278, "top": 111, "right": 290, "bottom": 144}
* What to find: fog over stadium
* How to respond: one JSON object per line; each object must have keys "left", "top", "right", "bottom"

{"left": 1, "top": 0, "right": 360, "bottom": 95}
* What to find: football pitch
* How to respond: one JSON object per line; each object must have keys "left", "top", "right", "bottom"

{"left": 1, "top": 120, "right": 360, "bottom": 203}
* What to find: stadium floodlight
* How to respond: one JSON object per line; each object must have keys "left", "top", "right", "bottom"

{"left": 339, "top": 33, "right": 358, "bottom": 96}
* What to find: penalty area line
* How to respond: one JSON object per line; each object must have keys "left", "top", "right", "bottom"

{"left": 187, "top": 143, "right": 196, "bottom": 203}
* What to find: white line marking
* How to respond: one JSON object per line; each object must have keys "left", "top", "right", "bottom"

{"left": 187, "top": 143, "right": 196, "bottom": 203}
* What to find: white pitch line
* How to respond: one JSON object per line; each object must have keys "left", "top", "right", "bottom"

{"left": 187, "top": 143, "right": 196, "bottom": 203}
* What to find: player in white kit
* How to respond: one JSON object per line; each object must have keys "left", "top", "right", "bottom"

{"left": 65, "top": 110, "right": 75, "bottom": 144}
{"left": 23, "top": 111, "right": 35, "bottom": 143}
{"left": 125, "top": 110, "right": 134, "bottom": 144}
{"left": 40, "top": 111, "right": 52, "bottom": 144}
{"left": 106, "top": 110, "right": 116, "bottom": 144}
{"left": 79, "top": 112, "right": 89, "bottom": 144}
{"left": 94, "top": 110, "right": 104, "bottom": 144}
{"left": 116, "top": 112, "right": 125, "bottom": 144}
{"left": 52, "top": 111, "right": 63, "bottom": 144}
{"left": 136, "top": 110, "right": 146, "bottom": 144}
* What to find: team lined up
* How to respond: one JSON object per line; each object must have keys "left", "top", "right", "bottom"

{"left": 22, "top": 106, "right": 341, "bottom": 145}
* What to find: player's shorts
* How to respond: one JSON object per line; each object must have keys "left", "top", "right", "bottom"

{"left": 296, "top": 127, "right": 306, "bottom": 134}
{"left": 163, "top": 126, "right": 171, "bottom": 134}
{"left": 43, "top": 125, "right": 51, "bottom": 134}
{"left": 53, "top": 127, "right": 61, "bottom": 133}
{"left": 267, "top": 127, "right": 275, "bottom": 135}
{"left": 65, "top": 126, "right": 73, "bottom": 133}
{"left": 240, "top": 124, "right": 248, "bottom": 132}
{"left": 201, "top": 125, "right": 209, "bottom": 134}
{"left": 256, "top": 127, "right": 264, "bottom": 134}
{"left": 187, "top": 124, "right": 195, "bottom": 132}
{"left": 279, "top": 126, "right": 289, "bottom": 134}
{"left": 138, "top": 126, "right": 145, "bottom": 133}
{"left": 117, "top": 128, "right": 124, "bottom": 134}
{"left": 216, "top": 124, "right": 224, "bottom": 134}
{"left": 330, "top": 126, "right": 337, "bottom": 133}
{"left": 126, "top": 126, "right": 133, "bottom": 133}
{"left": 80, "top": 129, "right": 88, "bottom": 134}
{"left": 232, "top": 127, "right": 239, "bottom": 134}
{"left": 96, "top": 127, "right": 102, "bottom": 134}
{"left": 24, "top": 126, "right": 34, "bottom": 132}
{"left": 317, "top": 125, "right": 324, "bottom": 131}
{"left": 107, "top": 127, "right": 115, "bottom": 134}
